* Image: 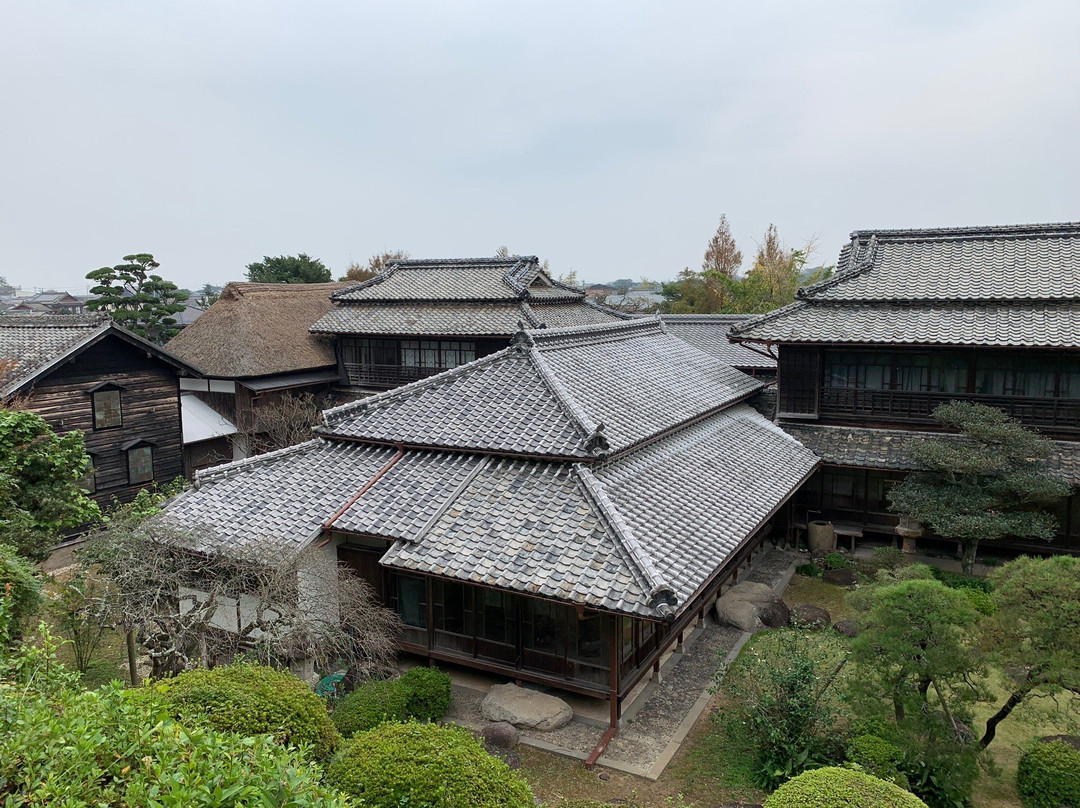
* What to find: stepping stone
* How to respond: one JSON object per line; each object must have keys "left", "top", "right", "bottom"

{"left": 481, "top": 683, "right": 573, "bottom": 731}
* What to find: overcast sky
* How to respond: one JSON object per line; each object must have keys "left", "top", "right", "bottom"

{"left": 2, "top": 1, "right": 1078, "bottom": 294}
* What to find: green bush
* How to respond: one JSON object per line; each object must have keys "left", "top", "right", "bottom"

{"left": 929, "top": 566, "right": 992, "bottom": 593}
{"left": 399, "top": 665, "right": 453, "bottom": 722}
{"left": 795, "top": 563, "right": 821, "bottom": 578}
{"left": 959, "top": 586, "right": 997, "bottom": 615}
{"left": 847, "top": 734, "right": 909, "bottom": 788}
{"left": 764, "top": 766, "right": 928, "bottom": 808}
{"left": 1017, "top": 739, "right": 1080, "bottom": 808}
{"left": 0, "top": 680, "right": 347, "bottom": 806}
{"left": 332, "top": 677, "right": 410, "bottom": 736}
{"left": 326, "top": 720, "right": 533, "bottom": 808}
{"left": 823, "top": 552, "right": 852, "bottom": 570}
{"left": 0, "top": 543, "right": 42, "bottom": 644}
{"left": 158, "top": 663, "right": 339, "bottom": 759}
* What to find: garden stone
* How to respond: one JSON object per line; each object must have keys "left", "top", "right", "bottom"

{"left": 832, "top": 619, "right": 859, "bottom": 638}
{"left": 481, "top": 683, "right": 573, "bottom": 731}
{"left": 480, "top": 721, "right": 520, "bottom": 749}
{"left": 722, "top": 581, "right": 776, "bottom": 606}
{"left": 714, "top": 593, "right": 762, "bottom": 632}
{"left": 485, "top": 746, "right": 521, "bottom": 769}
{"left": 791, "top": 603, "right": 831, "bottom": 629}
{"left": 759, "top": 599, "right": 791, "bottom": 629}
{"left": 1040, "top": 734, "right": 1080, "bottom": 751}
{"left": 822, "top": 567, "right": 857, "bottom": 587}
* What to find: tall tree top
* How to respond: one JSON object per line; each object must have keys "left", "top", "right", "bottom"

{"left": 702, "top": 214, "right": 742, "bottom": 279}
{"left": 85, "top": 253, "right": 188, "bottom": 344}
{"left": 245, "top": 254, "right": 332, "bottom": 284}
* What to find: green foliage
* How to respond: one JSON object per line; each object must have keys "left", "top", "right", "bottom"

{"left": 398, "top": 665, "right": 453, "bottom": 722}
{"left": 85, "top": 253, "right": 190, "bottom": 343}
{"left": 326, "top": 720, "right": 533, "bottom": 808}
{"left": 847, "top": 734, "right": 909, "bottom": 788}
{"left": 823, "top": 552, "right": 851, "bottom": 570}
{"left": 1016, "top": 740, "right": 1080, "bottom": 808}
{"left": 0, "top": 544, "right": 42, "bottom": 645}
{"left": 246, "top": 253, "right": 332, "bottom": 284}
{"left": 331, "top": 678, "right": 409, "bottom": 737}
{"left": 717, "top": 629, "right": 849, "bottom": 789}
{"left": 927, "top": 567, "right": 992, "bottom": 594}
{"left": 763, "top": 766, "right": 928, "bottom": 808}
{"left": 158, "top": 663, "right": 340, "bottom": 760}
{"left": 979, "top": 555, "right": 1080, "bottom": 748}
{"left": 0, "top": 410, "right": 100, "bottom": 560}
{"left": 795, "top": 563, "right": 820, "bottom": 578}
{"left": 888, "top": 402, "right": 1071, "bottom": 572}
{"left": 0, "top": 675, "right": 347, "bottom": 807}
{"left": 48, "top": 571, "right": 114, "bottom": 673}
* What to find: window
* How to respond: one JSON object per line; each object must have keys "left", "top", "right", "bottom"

{"left": 824, "top": 351, "right": 966, "bottom": 393}
{"left": 92, "top": 389, "right": 122, "bottom": 429}
{"left": 127, "top": 445, "right": 154, "bottom": 485}
{"left": 395, "top": 575, "right": 428, "bottom": 628}
{"left": 401, "top": 340, "right": 476, "bottom": 370}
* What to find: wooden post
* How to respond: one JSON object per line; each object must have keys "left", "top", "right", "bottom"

{"left": 126, "top": 630, "right": 139, "bottom": 687}
{"left": 608, "top": 627, "right": 620, "bottom": 728}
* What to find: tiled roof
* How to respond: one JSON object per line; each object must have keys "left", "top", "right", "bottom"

{"left": 0, "top": 314, "right": 109, "bottom": 395}
{"left": 783, "top": 423, "right": 1080, "bottom": 486}
{"left": 732, "top": 222, "right": 1080, "bottom": 347}
{"left": 163, "top": 321, "right": 813, "bottom": 619}
{"left": 321, "top": 318, "right": 763, "bottom": 456}
{"left": 310, "top": 257, "right": 627, "bottom": 336}
{"left": 331, "top": 256, "right": 582, "bottom": 303}
{"left": 660, "top": 315, "right": 776, "bottom": 369}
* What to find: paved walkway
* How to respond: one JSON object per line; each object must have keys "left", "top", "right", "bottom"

{"left": 444, "top": 546, "right": 800, "bottom": 778}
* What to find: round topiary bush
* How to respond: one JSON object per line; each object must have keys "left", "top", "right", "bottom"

{"left": 326, "top": 720, "right": 533, "bottom": 808}
{"left": 764, "top": 766, "right": 928, "bottom": 808}
{"left": 1017, "top": 739, "right": 1080, "bottom": 808}
{"left": 846, "top": 734, "right": 909, "bottom": 788}
{"left": 159, "top": 663, "right": 339, "bottom": 759}
{"left": 399, "top": 665, "right": 452, "bottom": 722}
{"left": 331, "top": 677, "right": 410, "bottom": 737}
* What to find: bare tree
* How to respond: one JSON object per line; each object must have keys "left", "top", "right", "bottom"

{"left": 339, "top": 250, "right": 410, "bottom": 283}
{"left": 702, "top": 214, "right": 743, "bottom": 279}
{"left": 81, "top": 516, "right": 401, "bottom": 681}
{"left": 236, "top": 391, "right": 323, "bottom": 455}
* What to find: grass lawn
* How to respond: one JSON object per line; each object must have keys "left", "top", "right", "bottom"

{"left": 782, "top": 572, "right": 855, "bottom": 623}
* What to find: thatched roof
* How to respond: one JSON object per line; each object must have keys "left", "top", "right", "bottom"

{"left": 166, "top": 282, "right": 347, "bottom": 378}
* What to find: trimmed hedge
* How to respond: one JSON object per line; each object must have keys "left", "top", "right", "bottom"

{"left": 158, "top": 663, "right": 339, "bottom": 760}
{"left": 331, "top": 678, "right": 410, "bottom": 737}
{"left": 326, "top": 720, "right": 533, "bottom": 808}
{"left": 399, "top": 665, "right": 452, "bottom": 722}
{"left": 846, "top": 734, "right": 909, "bottom": 789}
{"left": 332, "top": 666, "right": 453, "bottom": 737}
{"left": 1017, "top": 740, "right": 1080, "bottom": 808}
{"left": 764, "top": 767, "right": 928, "bottom": 808}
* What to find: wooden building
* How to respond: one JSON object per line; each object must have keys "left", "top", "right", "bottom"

{"left": 309, "top": 256, "right": 630, "bottom": 391}
{"left": 0, "top": 314, "right": 202, "bottom": 508}
{"left": 731, "top": 222, "right": 1080, "bottom": 554}
{"left": 164, "top": 319, "right": 817, "bottom": 724}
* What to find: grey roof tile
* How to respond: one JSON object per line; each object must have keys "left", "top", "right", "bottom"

{"left": 0, "top": 314, "right": 109, "bottom": 395}
{"left": 660, "top": 314, "right": 776, "bottom": 368}
{"left": 784, "top": 423, "right": 1080, "bottom": 486}
{"left": 733, "top": 222, "right": 1080, "bottom": 347}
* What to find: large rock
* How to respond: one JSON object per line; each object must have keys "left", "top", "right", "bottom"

{"left": 760, "top": 599, "right": 792, "bottom": 629}
{"left": 832, "top": 619, "right": 859, "bottom": 638}
{"left": 822, "top": 567, "right": 857, "bottom": 587}
{"left": 791, "top": 603, "right": 831, "bottom": 629}
{"left": 714, "top": 593, "right": 762, "bottom": 632}
{"left": 723, "top": 581, "right": 776, "bottom": 606}
{"left": 480, "top": 721, "right": 520, "bottom": 750}
{"left": 481, "top": 683, "right": 573, "bottom": 731}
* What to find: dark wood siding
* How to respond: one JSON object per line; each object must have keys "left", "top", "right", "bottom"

{"left": 777, "top": 346, "right": 821, "bottom": 418}
{"left": 23, "top": 335, "right": 185, "bottom": 507}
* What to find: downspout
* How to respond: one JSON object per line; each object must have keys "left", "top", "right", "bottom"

{"left": 316, "top": 442, "right": 405, "bottom": 548}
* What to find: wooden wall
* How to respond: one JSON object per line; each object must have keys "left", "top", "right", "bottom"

{"left": 23, "top": 335, "right": 185, "bottom": 507}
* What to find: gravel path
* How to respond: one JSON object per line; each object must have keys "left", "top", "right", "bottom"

{"left": 444, "top": 547, "right": 798, "bottom": 774}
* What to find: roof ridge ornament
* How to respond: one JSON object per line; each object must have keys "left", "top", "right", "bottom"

{"left": 509, "top": 329, "right": 535, "bottom": 354}
{"left": 583, "top": 422, "right": 610, "bottom": 457}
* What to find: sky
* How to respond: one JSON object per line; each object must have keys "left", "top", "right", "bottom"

{"left": 1, "top": 0, "right": 1078, "bottom": 294}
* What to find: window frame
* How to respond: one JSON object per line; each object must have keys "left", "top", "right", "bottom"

{"left": 126, "top": 444, "right": 154, "bottom": 485}
{"left": 90, "top": 386, "right": 123, "bottom": 430}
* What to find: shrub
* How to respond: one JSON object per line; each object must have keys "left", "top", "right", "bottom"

{"left": 928, "top": 566, "right": 992, "bottom": 593}
{"left": 331, "top": 677, "right": 410, "bottom": 736}
{"left": 0, "top": 543, "right": 42, "bottom": 645}
{"left": 158, "top": 662, "right": 339, "bottom": 759}
{"left": 1017, "top": 740, "right": 1080, "bottom": 808}
{"left": 0, "top": 679, "right": 347, "bottom": 806}
{"left": 764, "top": 766, "right": 928, "bottom": 808}
{"left": 399, "top": 665, "right": 453, "bottom": 722}
{"left": 847, "top": 734, "right": 909, "bottom": 788}
{"left": 326, "top": 720, "right": 533, "bottom": 808}
{"left": 823, "top": 552, "right": 851, "bottom": 570}
{"left": 795, "top": 563, "right": 820, "bottom": 578}
{"left": 959, "top": 586, "right": 997, "bottom": 615}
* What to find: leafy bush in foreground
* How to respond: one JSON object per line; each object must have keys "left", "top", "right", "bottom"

{"left": 1017, "top": 739, "right": 1080, "bottom": 808}
{"left": 158, "top": 662, "right": 340, "bottom": 759}
{"left": 398, "top": 665, "right": 453, "bottom": 722}
{"left": 763, "top": 767, "right": 928, "bottom": 808}
{"left": 0, "top": 544, "right": 41, "bottom": 645}
{"left": 0, "top": 681, "right": 347, "bottom": 807}
{"left": 331, "top": 677, "right": 410, "bottom": 737}
{"left": 326, "top": 720, "right": 532, "bottom": 808}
